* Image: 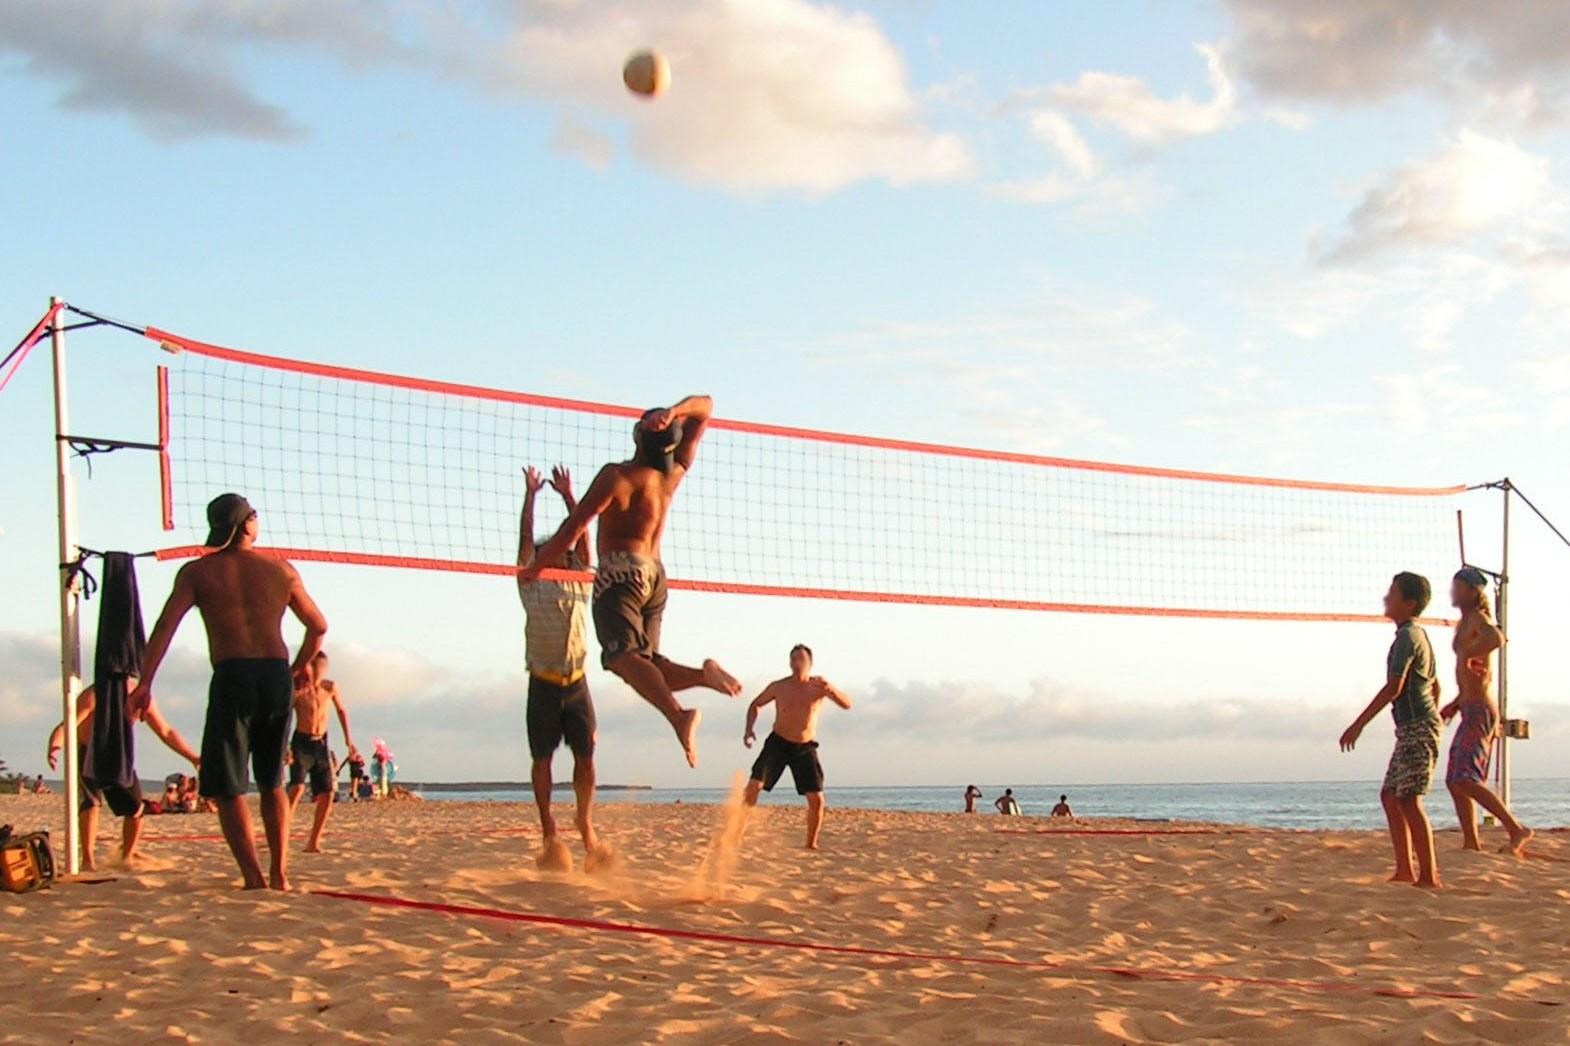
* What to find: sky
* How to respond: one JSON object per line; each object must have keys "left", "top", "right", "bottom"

{"left": 2, "top": 0, "right": 1569, "bottom": 790}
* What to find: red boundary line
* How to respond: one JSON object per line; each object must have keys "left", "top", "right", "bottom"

{"left": 309, "top": 888, "right": 1479, "bottom": 1002}
{"left": 145, "top": 326, "right": 1464, "bottom": 498}
{"left": 149, "top": 544, "right": 1458, "bottom": 627}
{"left": 996, "top": 828, "right": 1248, "bottom": 837}
{"left": 156, "top": 365, "right": 173, "bottom": 531}
{"left": 0, "top": 302, "right": 62, "bottom": 396}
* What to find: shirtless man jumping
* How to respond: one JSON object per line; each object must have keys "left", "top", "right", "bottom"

{"left": 287, "top": 650, "right": 357, "bottom": 853}
{"left": 742, "top": 644, "right": 852, "bottom": 850}
{"left": 1440, "top": 567, "right": 1532, "bottom": 856}
{"left": 130, "top": 493, "right": 328, "bottom": 890}
{"left": 519, "top": 396, "right": 740, "bottom": 767}
{"left": 46, "top": 681, "right": 200, "bottom": 870}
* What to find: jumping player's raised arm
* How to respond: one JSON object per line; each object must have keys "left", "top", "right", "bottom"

{"left": 521, "top": 464, "right": 618, "bottom": 582}
{"left": 744, "top": 682, "right": 777, "bottom": 748}
{"left": 641, "top": 395, "right": 713, "bottom": 475}
{"left": 549, "top": 466, "right": 592, "bottom": 569}
{"left": 128, "top": 564, "right": 199, "bottom": 718}
{"left": 286, "top": 562, "right": 328, "bottom": 683}
{"left": 517, "top": 466, "right": 545, "bottom": 569}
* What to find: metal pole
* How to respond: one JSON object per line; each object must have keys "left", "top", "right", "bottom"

{"left": 51, "top": 296, "right": 83, "bottom": 875}
{"left": 1498, "top": 479, "right": 1511, "bottom": 807}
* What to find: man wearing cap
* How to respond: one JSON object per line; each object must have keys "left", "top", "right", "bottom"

{"left": 130, "top": 493, "right": 328, "bottom": 890}
{"left": 520, "top": 396, "right": 741, "bottom": 769}
{"left": 1439, "top": 566, "right": 1532, "bottom": 856}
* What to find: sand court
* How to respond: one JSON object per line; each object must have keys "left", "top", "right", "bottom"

{"left": 4, "top": 792, "right": 1568, "bottom": 1043}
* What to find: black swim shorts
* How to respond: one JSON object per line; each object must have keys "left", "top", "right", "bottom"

{"left": 287, "top": 731, "right": 334, "bottom": 798}
{"left": 592, "top": 552, "right": 667, "bottom": 669}
{"left": 78, "top": 746, "right": 144, "bottom": 817}
{"left": 198, "top": 658, "right": 294, "bottom": 799}
{"left": 526, "top": 674, "right": 596, "bottom": 761}
{"left": 749, "top": 732, "right": 824, "bottom": 795}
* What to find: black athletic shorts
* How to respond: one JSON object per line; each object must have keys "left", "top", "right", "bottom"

{"left": 749, "top": 732, "right": 824, "bottom": 795}
{"left": 592, "top": 553, "right": 667, "bottom": 668}
{"left": 198, "top": 658, "right": 294, "bottom": 799}
{"left": 288, "top": 731, "right": 333, "bottom": 798}
{"left": 527, "top": 674, "right": 596, "bottom": 760}
{"left": 78, "top": 746, "right": 143, "bottom": 817}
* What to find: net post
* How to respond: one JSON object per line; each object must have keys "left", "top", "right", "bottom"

{"left": 1498, "top": 479, "right": 1511, "bottom": 807}
{"left": 50, "top": 296, "right": 83, "bottom": 876}
{"left": 157, "top": 365, "right": 173, "bottom": 531}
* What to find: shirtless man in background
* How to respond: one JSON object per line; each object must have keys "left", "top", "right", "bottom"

{"left": 742, "top": 644, "right": 852, "bottom": 850}
{"left": 1440, "top": 567, "right": 1532, "bottom": 856}
{"left": 287, "top": 650, "right": 357, "bottom": 853}
{"left": 520, "top": 396, "right": 740, "bottom": 768}
{"left": 130, "top": 493, "right": 328, "bottom": 890}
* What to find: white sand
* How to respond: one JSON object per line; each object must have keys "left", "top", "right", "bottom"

{"left": 2, "top": 792, "right": 1566, "bottom": 1043}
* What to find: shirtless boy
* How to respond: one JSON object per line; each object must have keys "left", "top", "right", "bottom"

{"left": 287, "top": 650, "right": 357, "bottom": 853}
{"left": 46, "top": 681, "right": 200, "bottom": 870}
{"left": 742, "top": 644, "right": 852, "bottom": 850}
{"left": 1440, "top": 567, "right": 1532, "bottom": 856}
{"left": 130, "top": 493, "right": 328, "bottom": 890}
{"left": 519, "top": 396, "right": 740, "bottom": 768}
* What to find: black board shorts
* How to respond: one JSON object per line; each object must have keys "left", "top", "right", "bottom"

{"left": 198, "top": 658, "right": 293, "bottom": 799}
{"left": 749, "top": 732, "right": 825, "bottom": 795}
{"left": 78, "top": 746, "right": 143, "bottom": 817}
{"left": 592, "top": 553, "right": 667, "bottom": 668}
{"left": 288, "top": 731, "right": 334, "bottom": 798}
{"left": 527, "top": 674, "right": 596, "bottom": 760}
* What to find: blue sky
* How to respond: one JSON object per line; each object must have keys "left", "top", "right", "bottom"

{"left": 2, "top": 1, "right": 1568, "bottom": 789}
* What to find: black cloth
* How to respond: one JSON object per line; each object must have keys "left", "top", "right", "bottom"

{"left": 198, "top": 659, "right": 293, "bottom": 798}
{"left": 592, "top": 559, "right": 667, "bottom": 668}
{"left": 76, "top": 745, "right": 142, "bottom": 817}
{"left": 82, "top": 552, "right": 145, "bottom": 796}
{"left": 749, "top": 732, "right": 824, "bottom": 795}
{"left": 526, "top": 674, "right": 596, "bottom": 760}
{"left": 288, "top": 732, "right": 334, "bottom": 798}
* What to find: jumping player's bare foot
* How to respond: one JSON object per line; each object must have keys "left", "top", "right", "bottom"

{"left": 677, "top": 707, "right": 702, "bottom": 767}
{"left": 537, "top": 836, "right": 573, "bottom": 872}
{"left": 1501, "top": 826, "right": 1534, "bottom": 858}
{"left": 1413, "top": 876, "right": 1442, "bottom": 891}
{"left": 702, "top": 659, "right": 741, "bottom": 697}
{"left": 304, "top": 842, "right": 323, "bottom": 854}
{"left": 242, "top": 875, "right": 267, "bottom": 890}
{"left": 269, "top": 869, "right": 291, "bottom": 892}
{"left": 585, "top": 843, "right": 620, "bottom": 874}
{"left": 1387, "top": 871, "right": 1416, "bottom": 884}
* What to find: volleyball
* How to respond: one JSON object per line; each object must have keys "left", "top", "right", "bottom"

{"left": 623, "top": 50, "right": 670, "bottom": 98}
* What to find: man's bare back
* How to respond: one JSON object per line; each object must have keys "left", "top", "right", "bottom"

{"left": 182, "top": 550, "right": 299, "bottom": 663}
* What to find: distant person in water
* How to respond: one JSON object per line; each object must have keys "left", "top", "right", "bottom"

{"left": 516, "top": 464, "right": 612, "bottom": 873}
{"left": 1050, "top": 795, "right": 1072, "bottom": 818}
{"left": 964, "top": 784, "right": 983, "bottom": 814}
{"left": 1340, "top": 572, "right": 1442, "bottom": 890}
{"left": 1440, "top": 568, "right": 1532, "bottom": 856}
{"left": 131, "top": 492, "right": 329, "bottom": 891}
{"left": 995, "top": 789, "right": 1021, "bottom": 816}
{"left": 742, "top": 644, "right": 852, "bottom": 850}
{"left": 519, "top": 396, "right": 741, "bottom": 769}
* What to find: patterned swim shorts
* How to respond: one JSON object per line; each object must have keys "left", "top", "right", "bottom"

{"left": 1383, "top": 717, "right": 1441, "bottom": 799}
{"left": 1445, "top": 703, "right": 1498, "bottom": 786}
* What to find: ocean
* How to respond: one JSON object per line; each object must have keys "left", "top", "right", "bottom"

{"left": 419, "top": 777, "right": 1570, "bottom": 831}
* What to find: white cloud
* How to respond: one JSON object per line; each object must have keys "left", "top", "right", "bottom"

{"left": 1044, "top": 43, "right": 1239, "bottom": 143}
{"left": 0, "top": 0, "right": 971, "bottom": 195}
{"left": 1223, "top": 0, "right": 1570, "bottom": 126}
{"left": 549, "top": 117, "right": 615, "bottom": 172}
{"left": 991, "top": 110, "right": 1164, "bottom": 214}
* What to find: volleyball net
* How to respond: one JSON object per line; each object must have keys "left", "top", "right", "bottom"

{"left": 137, "top": 324, "right": 1464, "bottom": 624}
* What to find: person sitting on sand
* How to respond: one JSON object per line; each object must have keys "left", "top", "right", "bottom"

{"left": 1340, "top": 572, "right": 1443, "bottom": 890}
{"left": 516, "top": 464, "right": 612, "bottom": 873}
{"left": 46, "top": 681, "right": 200, "bottom": 870}
{"left": 518, "top": 395, "right": 742, "bottom": 768}
{"left": 130, "top": 492, "right": 329, "bottom": 891}
{"left": 742, "top": 644, "right": 853, "bottom": 851}
{"left": 964, "top": 784, "right": 983, "bottom": 814}
{"left": 1440, "top": 568, "right": 1532, "bottom": 857}
{"left": 286, "top": 650, "right": 358, "bottom": 854}
{"left": 32, "top": 775, "right": 49, "bottom": 795}
{"left": 1050, "top": 795, "right": 1073, "bottom": 818}
{"left": 995, "top": 789, "right": 1021, "bottom": 816}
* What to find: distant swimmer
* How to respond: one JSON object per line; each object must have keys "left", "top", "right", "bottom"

{"left": 131, "top": 493, "right": 328, "bottom": 891}
{"left": 742, "top": 645, "right": 852, "bottom": 850}
{"left": 516, "top": 465, "right": 612, "bottom": 872}
{"left": 995, "top": 789, "right": 1021, "bottom": 816}
{"left": 964, "top": 784, "right": 983, "bottom": 814}
{"left": 46, "top": 682, "right": 199, "bottom": 870}
{"left": 1051, "top": 795, "right": 1073, "bottom": 818}
{"left": 287, "top": 650, "right": 358, "bottom": 854}
{"left": 1440, "top": 568, "right": 1532, "bottom": 857}
{"left": 520, "top": 396, "right": 741, "bottom": 768}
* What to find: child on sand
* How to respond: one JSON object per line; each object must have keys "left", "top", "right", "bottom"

{"left": 1339, "top": 572, "right": 1442, "bottom": 889}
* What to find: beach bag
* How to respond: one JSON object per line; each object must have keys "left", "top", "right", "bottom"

{"left": 0, "top": 826, "right": 55, "bottom": 893}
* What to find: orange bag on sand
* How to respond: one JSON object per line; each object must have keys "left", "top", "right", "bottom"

{"left": 0, "top": 826, "right": 55, "bottom": 893}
